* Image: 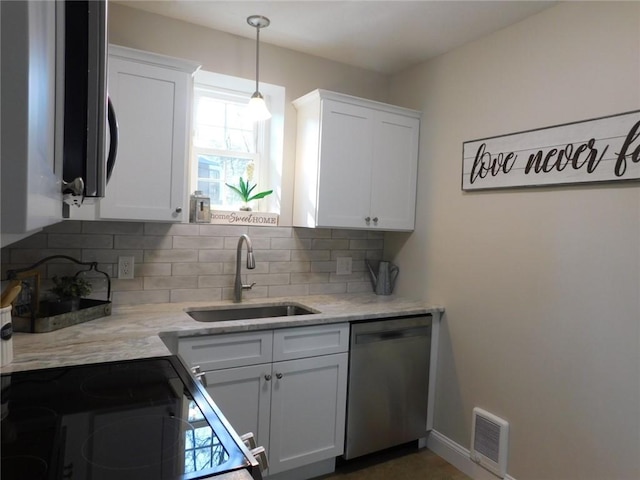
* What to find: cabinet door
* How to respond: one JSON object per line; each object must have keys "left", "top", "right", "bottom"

{"left": 99, "top": 55, "right": 191, "bottom": 221}
{"left": 203, "top": 364, "right": 272, "bottom": 464}
{"left": 316, "top": 100, "right": 374, "bottom": 228}
{"left": 179, "top": 330, "right": 273, "bottom": 371}
{"left": 1, "top": 1, "right": 62, "bottom": 242}
{"left": 268, "top": 353, "right": 348, "bottom": 475}
{"left": 273, "top": 323, "right": 349, "bottom": 362}
{"left": 370, "top": 111, "right": 420, "bottom": 231}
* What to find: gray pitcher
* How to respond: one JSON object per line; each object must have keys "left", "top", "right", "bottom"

{"left": 366, "top": 260, "right": 399, "bottom": 295}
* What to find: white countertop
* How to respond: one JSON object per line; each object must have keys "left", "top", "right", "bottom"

{"left": 1, "top": 293, "right": 443, "bottom": 373}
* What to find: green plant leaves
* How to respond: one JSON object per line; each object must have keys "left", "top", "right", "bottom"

{"left": 50, "top": 275, "right": 92, "bottom": 299}
{"left": 247, "top": 190, "right": 273, "bottom": 201}
{"left": 225, "top": 177, "right": 273, "bottom": 203}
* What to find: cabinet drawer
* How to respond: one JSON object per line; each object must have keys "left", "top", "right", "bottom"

{"left": 179, "top": 330, "right": 273, "bottom": 370}
{"left": 273, "top": 323, "right": 349, "bottom": 361}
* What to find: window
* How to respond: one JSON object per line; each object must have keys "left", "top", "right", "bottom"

{"left": 190, "top": 71, "right": 284, "bottom": 213}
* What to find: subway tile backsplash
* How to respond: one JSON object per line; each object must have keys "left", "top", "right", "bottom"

{"left": 1, "top": 221, "right": 383, "bottom": 305}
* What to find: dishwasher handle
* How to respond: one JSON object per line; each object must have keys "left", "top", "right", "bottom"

{"left": 354, "top": 325, "right": 430, "bottom": 345}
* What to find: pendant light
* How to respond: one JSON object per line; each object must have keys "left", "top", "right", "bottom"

{"left": 246, "top": 15, "right": 271, "bottom": 121}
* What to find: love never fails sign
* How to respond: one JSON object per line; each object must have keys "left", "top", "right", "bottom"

{"left": 462, "top": 110, "right": 640, "bottom": 191}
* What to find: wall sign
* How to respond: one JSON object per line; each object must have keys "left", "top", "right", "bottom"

{"left": 210, "top": 210, "right": 279, "bottom": 226}
{"left": 462, "top": 110, "right": 640, "bottom": 191}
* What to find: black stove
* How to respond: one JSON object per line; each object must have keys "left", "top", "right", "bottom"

{"left": 1, "top": 356, "right": 260, "bottom": 480}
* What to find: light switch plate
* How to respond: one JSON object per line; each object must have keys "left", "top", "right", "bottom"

{"left": 336, "top": 257, "right": 352, "bottom": 275}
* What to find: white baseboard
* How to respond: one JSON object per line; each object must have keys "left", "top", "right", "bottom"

{"left": 427, "top": 430, "right": 517, "bottom": 480}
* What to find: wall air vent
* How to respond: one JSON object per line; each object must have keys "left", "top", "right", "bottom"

{"left": 470, "top": 407, "right": 509, "bottom": 478}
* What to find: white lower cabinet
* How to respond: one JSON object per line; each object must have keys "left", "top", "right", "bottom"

{"left": 204, "top": 364, "right": 272, "bottom": 464}
{"left": 267, "top": 353, "right": 348, "bottom": 475}
{"left": 179, "top": 323, "right": 350, "bottom": 478}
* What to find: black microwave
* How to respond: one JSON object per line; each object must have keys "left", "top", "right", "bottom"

{"left": 63, "top": 0, "right": 118, "bottom": 200}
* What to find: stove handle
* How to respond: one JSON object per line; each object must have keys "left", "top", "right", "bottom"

{"left": 250, "top": 446, "right": 269, "bottom": 473}
{"left": 241, "top": 432, "right": 268, "bottom": 473}
{"left": 191, "top": 365, "right": 208, "bottom": 387}
{"left": 241, "top": 432, "right": 257, "bottom": 449}
{"left": 195, "top": 372, "right": 207, "bottom": 387}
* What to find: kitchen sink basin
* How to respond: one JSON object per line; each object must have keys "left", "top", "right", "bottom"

{"left": 186, "top": 303, "right": 318, "bottom": 322}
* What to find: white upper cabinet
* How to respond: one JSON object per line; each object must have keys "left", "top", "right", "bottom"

{"left": 293, "top": 89, "right": 420, "bottom": 231}
{"left": 98, "top": 45, "right": 200, "bottom": 222}
{"left": 370, "top": 110, "right": 422, "bottom": 230}
{"left": 1, "top": 1, "right": 63, "bottom": 246}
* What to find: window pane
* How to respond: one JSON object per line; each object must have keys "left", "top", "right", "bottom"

{"left": 194, "top": 125, "right": 226, "bottom": 150}
{"left": 196, "top": 97, "right": 226, "bottom": 126}
{"left": 226, "top": 103, "right": 249, "bottom": 130}
{"left": 227, "top": 128, "right": 253, "bottom": 151}
{"left": 194, "top": 91, "right": 256, "bottom": 153}
{"left": 196, "top": 153, "right": 256, "bottom": 208}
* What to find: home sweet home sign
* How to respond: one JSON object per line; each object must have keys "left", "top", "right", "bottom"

{"left": 462, "top": 110, "right": 640, "bottom": 191}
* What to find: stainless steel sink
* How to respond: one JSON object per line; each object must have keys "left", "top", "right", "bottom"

{"left": 186, "top": 303, "right": 318, "bottom": 322}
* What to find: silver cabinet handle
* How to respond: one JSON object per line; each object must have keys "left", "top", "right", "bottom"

{"left": 275, "top": 372, "right": 283, "bottom": 379}
{"left": 264, "top": 374, "right": 272, "bottom": 381}
{"left": 175, "top": 207, "right": 182, "bottom": 213}
{"left": 373, "top": 217, "right": 379, "bottom": 223}
{"left": 365, "top": 216, "right": 371, "bottom": 223}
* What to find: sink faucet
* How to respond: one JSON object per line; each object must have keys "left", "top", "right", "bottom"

{"left": 234, "top": 234, "right": 256, "bottom": 302}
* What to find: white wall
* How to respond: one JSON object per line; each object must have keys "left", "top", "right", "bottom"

{"left": 108, "top": 3, "right": 390, "bottom": 226}
{"left": 387, "top": 2, "right": 640, "bottom": 479}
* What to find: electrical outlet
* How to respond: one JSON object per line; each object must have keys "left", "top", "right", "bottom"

{"left": 118, "top": 256, "right": 135, "bottom": 279}
{"left": 336, "top": 257, "right": 352, "bottom": 275}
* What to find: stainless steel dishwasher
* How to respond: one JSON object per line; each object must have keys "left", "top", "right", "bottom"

{"left": 344, "top": 315, "right": 432, "bottom": 459}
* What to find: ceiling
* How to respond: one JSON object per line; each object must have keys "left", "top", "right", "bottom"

{"left": 116, "top": 1, "right": 556, "bottom": 74}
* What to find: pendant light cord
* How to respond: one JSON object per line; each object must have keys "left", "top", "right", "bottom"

{"left": 246, "top": 15, "right": 271, "bottom": 120}
{"left": 255, "top": 24, "right": 260, "bottom": 94}
{"left": 248, "top": 15, "right": 269, "bottom": 97}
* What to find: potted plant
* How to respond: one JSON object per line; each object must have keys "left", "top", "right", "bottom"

{"left": 225, "top": 177, "right": 273, "bottom": 211}
{"left": 48, "top": 275, "right": 92, "bottom": 315}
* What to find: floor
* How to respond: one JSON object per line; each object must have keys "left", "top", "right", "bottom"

{"left": 320, "top": 444, "right": 472, "bottom": 480}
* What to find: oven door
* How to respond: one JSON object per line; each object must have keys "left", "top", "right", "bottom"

{"left": 0, "top": 356, "right": 260, "bottom": 480}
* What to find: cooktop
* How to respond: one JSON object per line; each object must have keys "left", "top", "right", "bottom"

{"left": 0, "top": 356, "right": 257, "bottom": 480}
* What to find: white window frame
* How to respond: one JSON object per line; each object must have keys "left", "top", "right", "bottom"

{"left": 190, "top": 70, "right": 284, "bottom": 213}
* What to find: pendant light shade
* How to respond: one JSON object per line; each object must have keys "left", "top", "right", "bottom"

{"left": 247, "top": 15, "right": 271, "bottom": 121}
{"left": 247, "top": 92, "right": 272, "bottom": 121}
